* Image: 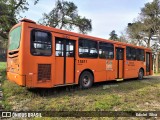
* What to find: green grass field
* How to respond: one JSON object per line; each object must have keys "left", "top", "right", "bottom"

{"left": 0, "top": 62, "right": 160, "bottom": 119}
{"left": 2, "top": 76, "right": 160, "bottom": 112}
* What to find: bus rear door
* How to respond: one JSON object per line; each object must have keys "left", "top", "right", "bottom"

{"left": 55, "top": 36, "right": 76, "bottom": 85}
{"left": 116, "top": 47, "right": 124, "bottom": 80}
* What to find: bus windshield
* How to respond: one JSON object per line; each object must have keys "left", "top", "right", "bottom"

{"left": 9, "top": 26, "right": 21, "bottom": 50}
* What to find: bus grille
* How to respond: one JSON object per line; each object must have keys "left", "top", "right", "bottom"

{"left": 38, "top": 64, "right": 51, "bottom": 81}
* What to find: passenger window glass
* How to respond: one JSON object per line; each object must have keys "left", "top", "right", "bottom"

{"left": 55, "top": 38, "right": 64, "bottom": 57}
{"left": 31, "top": 30, "right": 52, "bottom": 56}
{"left": 136, "top": 49, "right": 145, "bottom": 61}
{"left": 79, "top": 38, "right": 98, "bottom": 58}
{"left": 126, "top": 46, "right": 136, "bottom": 60}
{"left": 99, "top": 42, "right": 114, "bottom": 59}
{"left": 66, "top": 41, "right": 74, "bottom": 57}
{"left": 116, "top": 48, "right": 123, "bottom": 60}
{"left": 55, "top": 37, "right": 75, "bottom": 57}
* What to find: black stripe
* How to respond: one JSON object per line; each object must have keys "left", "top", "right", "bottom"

{"left": 73, "top": 41, "right": 76, "bottom": 83}
{"left": 117, "top": 59, "right": 119, "bottom": 78}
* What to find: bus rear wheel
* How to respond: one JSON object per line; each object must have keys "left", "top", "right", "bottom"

{"left": 79, "top": 71, "right": 93, "bottom": 89}
{"left": 138, "top": 69, "right": 144, "bottom": 80}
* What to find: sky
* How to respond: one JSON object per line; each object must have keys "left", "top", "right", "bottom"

{"left": 21, "top": 0, "right": 153, "bottom": 39}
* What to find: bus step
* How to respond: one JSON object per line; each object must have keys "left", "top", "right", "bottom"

{"left": 116, "top": 78, "right": 124, "bottom": 81}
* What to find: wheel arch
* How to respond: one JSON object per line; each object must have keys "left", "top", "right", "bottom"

{"left": 139, "top": 67, "right": 145, "bottom": 74}
{"left": 78, "top": 69, "right": 94, "bottom": 84}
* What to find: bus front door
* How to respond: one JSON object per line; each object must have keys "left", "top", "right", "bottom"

{"left": 116, "top": 48, "right": 124, "bottom": 79}
{"left": 55, "top": 37, "right": 75, "bottom": 85}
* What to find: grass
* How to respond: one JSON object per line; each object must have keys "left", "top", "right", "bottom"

{"left": 0, "top": 62, "right": 6, "bottom": 110}
{"left": 1, "top": 76, "right": 160, "bottom": 112}
{"left": 0, "top": 62, "right": 6, "bottom": 81}
{"left": 0, "top": 61, "right": 160, "bottom": 119}
{"left": 0, "top": 62, "right": 6, "bottom": 71}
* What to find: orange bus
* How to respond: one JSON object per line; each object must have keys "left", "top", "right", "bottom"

{"left": 7, "top": 19, "right": 153, "bottom": 88}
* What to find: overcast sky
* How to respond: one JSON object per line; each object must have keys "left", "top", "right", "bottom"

{"left": 21, "top": 0, "right": 153, "bottom": 38}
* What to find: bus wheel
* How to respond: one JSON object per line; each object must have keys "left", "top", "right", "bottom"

{"left": 138, "top": 69, "right": 144, "bottom": 80}
{"left": 79, "top": 71, "right": 93, "bottom": 89}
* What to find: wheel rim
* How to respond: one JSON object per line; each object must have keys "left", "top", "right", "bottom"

{"left": 83, "top": 76, "right": 90, "bottom": 86}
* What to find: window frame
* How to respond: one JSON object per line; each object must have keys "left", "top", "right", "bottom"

{"left": 99, "top": 42, "right": 114, "bottom": 59}
{"left": 55, "top": 37, "right": 64, "bottom": 57}
{"left": 78, "top": 38, "right": 98, "bottom": 58}
{"left": 65, "top": 40, "right": 75, "bottom": 57}
{"left": 126, "top": 46, "right": 136, "bottom": 61}
{"left": 30, "top": 29, "right": 52, "bottom": 56}
{"left": 55, "top": 37, "right": 75, "bottom": 57}
{"left": 136, "top": 48, "right": 145, "bottom": 61}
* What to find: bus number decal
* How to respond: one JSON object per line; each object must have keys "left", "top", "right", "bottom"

{"left": 78, "top": 60, "right": 87, "bottom": 65}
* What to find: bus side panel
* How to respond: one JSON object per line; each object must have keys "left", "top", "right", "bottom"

{"left": 106, "top": 60, "right": 115, "bottom": 80}
{"left": 66, "top": 58, "right": 74, "bottom": 84}
{"left": 119, "top": 60, "right": 123, "bottom": 78}
{"left": 94, "top": 59, "right": 106, "bottom": 82}
{"left": 124, "top": 61, "right": 138, "bottom": 78}
{"left": 55, "top": 57, "right": 64, "bottom": 85}
{"left": 22, "top": 25, "right": 54, "bottom": 88}
{"left": 76, "top": 59, "right": 100, "bottom": 82}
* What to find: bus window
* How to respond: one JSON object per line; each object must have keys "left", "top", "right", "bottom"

{"left": 66, "top": 40, "right": 74, "bottom": 57}
{"left": 126, "top": 46, "right": 136, "bottom": 60}
{"left": 55, "top": 38, "right": 64, "bottom": 57}
{"left": 9, "top": 26, "right": 22, "bottom": 51}
{"left": 31, "top": 30, "right": 52, "bottom": 56}
{"left": 99, "top": 42, "right": 114, "bottom": 59}
{"left": 116, "top": 48, "right": 124, "bottom": 60}
{"left": 136, "top": 49, "right": 145, "bottom": 61}
{"left": 79, "top": 38, "right": 98, "bottom": 58}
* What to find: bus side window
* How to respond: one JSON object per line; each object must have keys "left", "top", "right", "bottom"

{"left": 126, "top": 46, "right": 136, "bottom": 60}
{"left": 79, "top": 38, "right": 98, "bottom": 58}
{"left": 136, "top": 49, "right": 145, "bottom": 61}
{"left": 31, "top": 30, "right": 52, "bottom": 56}
{"left": 99, "top": 42, "right": 114, "bottom": 59}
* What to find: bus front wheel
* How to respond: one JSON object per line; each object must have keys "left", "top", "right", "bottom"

{"left": 138, "top": 69, "right": 144, "bottom": 80}
{"left": 79, "top": 71, "right": 93, "bottom": 89}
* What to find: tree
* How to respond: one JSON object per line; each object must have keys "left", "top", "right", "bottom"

{"left": 109, "top": 30, "right": 118, "bottom": 40}
{"left": 127, "top": 0, "right": 160, "bottom": 48}
{"left": 39, "top": 0, "right": 92, "bottom": 34}
{"left": 127, "top": 0, "right": 160, "bottom": 73}
{"left": 118, "top": 31, "right": 129, "bottom": 43}
{"left": 140, "top": 0, "right": 160, "bottom": 48}
{"left": 0, "top": 0, "right": 39, "bottom": 40}
{"left": 127, "top": 22, "right": 145, "bottom": 46}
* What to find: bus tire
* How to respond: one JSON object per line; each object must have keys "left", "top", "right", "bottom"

{"left": 79, "top": 71, "right": 93, "bottom": 89}
{"left": 138, "top": 69, "right": 144, "bottom": 80}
